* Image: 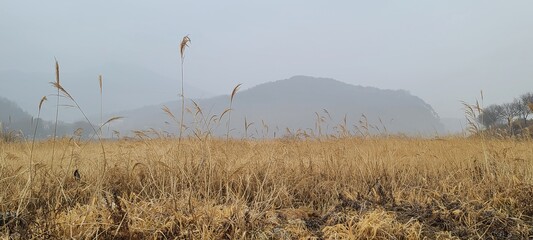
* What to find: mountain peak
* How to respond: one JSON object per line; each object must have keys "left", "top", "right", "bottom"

{"left": 108, "top": 76, "right": 444, "bottom": 137}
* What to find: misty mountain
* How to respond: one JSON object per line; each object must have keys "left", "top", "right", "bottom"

{"left": 0, "top": 64, "right": 214, "bottom": 123}
{"left": 105, "top": 76, "right": 445, "bottom": 137}
{"left": 0, "top": 96, "right": 92, "bottom": 139}
{"left": 1, "top": 95, "right": 42, "bottom": 136}
{"left": 0, "top": 96, "right": 31, "bottom": 123}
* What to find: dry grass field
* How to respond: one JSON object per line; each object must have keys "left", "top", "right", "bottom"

{"left": 1, "top": 136, "right": 532, "bottom": 239}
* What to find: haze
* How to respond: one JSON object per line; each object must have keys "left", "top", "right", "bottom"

{"left": 2, "top": 1, "right": 533, "bottom": 122}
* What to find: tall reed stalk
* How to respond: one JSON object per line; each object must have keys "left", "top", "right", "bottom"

{"left": 178, "top": 35, "right": 191, "bottom": 142}
{"left": 226, "top": 84, "right": 242, "bottom": 141}
{"left": 17, "top": 96, "right": 47, "bottom": 216}
{"left": 30, "top": 96, "right": 47, "bottom": 185}
{"left": 176, "top": 35, "right": 191, "bottom": 210}
{"left": 49, "top": 65, "right": 108, "bottom": 173}
{"left": 51, "top": 59, "right": 60, "bottom": 172}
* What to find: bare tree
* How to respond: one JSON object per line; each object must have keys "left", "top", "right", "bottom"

{"left": 478, "top": 104, "right": 504, "bottom": 128}
{"left": 518, "top": 92, "right": 533, "bottom": 125}
{"left": 501, "top": 101, "right": 521, "bottom": 134}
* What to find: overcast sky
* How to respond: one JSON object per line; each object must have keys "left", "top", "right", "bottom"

{"left": 2, "top": 1, "right": 533, "bottom": 118}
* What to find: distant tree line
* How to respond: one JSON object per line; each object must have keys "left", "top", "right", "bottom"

{"left": 478, "top": 92, "right": 533, "bottom": 133}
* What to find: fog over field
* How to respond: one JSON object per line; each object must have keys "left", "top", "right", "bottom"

{"left": 2, "top": 1, "right": 533, "bottom": 134}
{"left": 2, "top": 3, "right": 533, "bottom": 238}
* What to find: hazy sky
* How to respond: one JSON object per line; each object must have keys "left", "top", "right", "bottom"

{"left": 2, "top": 1, "right": 533, "bottom": 118}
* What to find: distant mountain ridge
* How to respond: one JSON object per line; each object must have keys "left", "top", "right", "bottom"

{"left": 0, "top": 64, "right": 213, "bottom": 123}
{"left": 105, "top": 76, "right": 445, "bottom": 137}
{"left": 0, "top": 97, "right": 92, "bottom": 139}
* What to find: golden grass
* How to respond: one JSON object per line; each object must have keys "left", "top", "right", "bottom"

{"left": 0, "top": 136, "right": 532, "bottom": 239}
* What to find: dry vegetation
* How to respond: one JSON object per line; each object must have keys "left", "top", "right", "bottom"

{"left": 1, "top": 136, "right": 532, "bottom": 239}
